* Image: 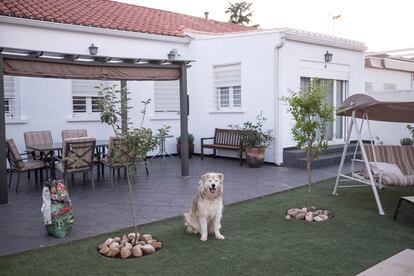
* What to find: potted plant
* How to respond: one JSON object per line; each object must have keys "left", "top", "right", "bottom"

{"left": 239, "top": 112, "right": 273, "bottom": 168}
{"left": 176, "top": 134, "right": 194, "bottom": 158}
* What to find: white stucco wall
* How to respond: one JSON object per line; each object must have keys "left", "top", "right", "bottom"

{"left": 276, "top": 40, "right": 365, "bottom": 163}
{"left": 1, "top": 22, "right": 188, "bottom": 154}
{"left": 362, "top": 68, "right": 414, "bottom": 145}
{"left": 187, "top": 32, "right": 281, "bottom": 163}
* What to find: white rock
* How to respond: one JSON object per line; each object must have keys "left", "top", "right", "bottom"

{"left": 305, "top": 212, "right": 313, "bottom": 222}
{"left": 285, "top": 215, "right": 291, "bottom": 221}
{"left": 313, "top": 216, "right": 323, "bottom": 222}
{"left": 104, "top": 238, "right": 114, "bottom": 246}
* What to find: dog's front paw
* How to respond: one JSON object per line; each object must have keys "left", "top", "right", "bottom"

{"left": 200, "top": 235, "right": 208, "bottom": 241}
{"left": 215, "top": 234, "right": 225, "bottom": 240}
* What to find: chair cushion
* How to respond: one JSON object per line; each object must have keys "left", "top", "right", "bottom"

{"left": 6, "top": 139, "right": 25, "bottom": 169}
{"left": 55, "top": 163, "right": 91, "bottom": 174}
{"left": 20, "top": 160, "right": 46, "bottom": 171}
{"left": 381, "top": 173, "right": 414, "bottom": 186}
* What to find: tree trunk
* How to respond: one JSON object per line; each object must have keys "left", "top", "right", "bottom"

{"left": 306, "top": 154, "right": 312, "bottom": 211}
{"left": 126, "top": 163, "right": 139, "bottom": 244}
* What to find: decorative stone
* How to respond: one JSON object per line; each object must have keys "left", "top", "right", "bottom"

{"left": 99, "top": 246, "right": 110, "bottom": 255}
{"left": 131, "top": 245, "right": 143, "bottom": 257}
{"left": 120, "top": 247, "right": 132, "bottom": 259}
{"left": 318, "top": 214, "right": 329, "bottom": 221}
{"left": 322, "top": 210, "right": 333, "bottom": 218}
{"left": 104, "top": 238, "right": 114, "bottom": 246}
{"left": 295, "top": 212, "right": 306, "bottom": 220}
{"left": 305, "top": 212, "right": 313, "bottom": 222}
{"left": 141, "top": 244, "right": 155, "bottom": 255}
{"left": 148, "top": 241, "right": 162, "bottom": 250}
{"left": 107, "top": 247, "right": 120, "bottom": 257}
{"left": 313, "top": 210, "right": 321, "bottom": 216}
{"left": 310, "top": 206, "right": 317, "bottom": 212}
{"left": 285, "top": 214, "right": 291, "bottom": 221}
{"left": 128, "top": 232, "right": 140, "bottom": 241}
{"left": 113, "top": 237, "right": 121, "bottom": 242}
{"left": 109, "top": 242, "right": 119, "bottom": 249}
{"left": 287, "top": 208, "right": 304, "bottom": 217}
{"left": 313, "top": 216, "right": 323, "bottom": 222}
{"left": 137, "top": 241, "right": 146, "bottom": 246}
{"left": 141, "top": 234, "right": 153, "bottom": 242}
{"left": 97, "top": 243, "right": 105, "bottom": 250}
{"left": 125, "top": 243, "right": 133, "bottom": 249}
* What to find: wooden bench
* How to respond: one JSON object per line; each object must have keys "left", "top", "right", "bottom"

{"left": 201, "top": 128, "right": 242, "bottom": 165}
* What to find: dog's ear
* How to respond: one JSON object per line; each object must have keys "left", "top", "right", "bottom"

{"left": 200, "top": 173, "right": 209, "bottom": 182}
{"left": 217, "top": 173, "right": 224, "bottom": 183}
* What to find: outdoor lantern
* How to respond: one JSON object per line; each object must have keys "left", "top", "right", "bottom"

{"left": 89, "top": 43, "right": 98, "bottom": 55}
{"left": 168, "top": 48, "right": 179, "bottom": 60}
{"left": 324, "top": 51, "right": 333, "bottom": 62}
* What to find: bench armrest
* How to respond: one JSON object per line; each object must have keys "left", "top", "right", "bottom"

{"left": 201, "top": 137, "right": 214, "bottom": 145}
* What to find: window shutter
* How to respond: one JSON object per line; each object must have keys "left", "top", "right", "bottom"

{"left": 214, "top": 63, "right": 241, "bottom": 88}
{"left": 383, "top": 83, "right": 396, "bottom": 91}
{"left": 72, "top": 79, "right": 109, "bottom": 97}
{"left": 364, "top": 82, "right": 373, "bottom": 92}
{"left": 154, "top": 80, "right": 180, "bottom": 113}
{"left": 4, "top": 76, "right": 19, "bottom": 119}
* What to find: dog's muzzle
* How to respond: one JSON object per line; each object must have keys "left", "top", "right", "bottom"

{"left": 209, "top": 184, "right": 217, "bottom": 193}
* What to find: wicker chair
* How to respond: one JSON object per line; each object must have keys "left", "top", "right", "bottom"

{"left": 56, "top": 137, "right": 96, "bottom": 190}
{"left": 6, "top": 139, "right": 47, "bottom": 192}
{"left": 61, "top": 129, "right": 88, "bottom": 141}
{"left": 23, "top": 130, "right": 53, "bottom": 181}
{"left": 100, "top": 137, "right": 148, "bottom": 187}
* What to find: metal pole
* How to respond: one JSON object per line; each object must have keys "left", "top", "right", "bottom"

{"left": 0, "top": 54, "right": 8, "bottom": 204}
{"left": 179, "top": 65, "right": 189, "bottom": 176}
{"left": 333, "top": 111, "right": 354, "bottom": 195}
{"left": 120, "top": 80, "right": 128, "bottom": 134}
{"left": 352, "top": 115, "right": 385, "bottom": 215}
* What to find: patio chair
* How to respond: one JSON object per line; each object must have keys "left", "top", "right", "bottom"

{"left": 56, "top": 137, "right": 96, "bottom": 190}
{"left": 5, "top": 139, "right": 47, "bottom": 192}
{"left": 100, "top": 137, "right": 148, "bottom": 187}
{"left": 61, "top": 129, "right": 88, "bottom": 141}
{"left": 23, "top": 130, "right": 53, "bottom": 181}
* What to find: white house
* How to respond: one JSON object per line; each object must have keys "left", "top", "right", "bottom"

{"left": 0, "top": 0, "right": 366, "bottom": 166}
{"left": 363, "top": 49, "right": 414, "bottom": 145}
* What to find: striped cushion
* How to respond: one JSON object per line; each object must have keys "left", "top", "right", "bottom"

{"left": 19, "top": 160, "right": 46, "bottom": 171}
{"left": 364, "top": 145, "right": 414, "bottom": 175}
{"left": 24, "top": 130, "right": 53, "bottom": 159}
{"left": 6, "top": 139, "right": 25, "bottom": 169}
{"left": 381, "top": 173, "right": 414, "bottom": 186}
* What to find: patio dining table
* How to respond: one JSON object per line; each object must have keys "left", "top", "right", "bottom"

{"left": 26, "top": 140, "right": 109, "bottom": 179}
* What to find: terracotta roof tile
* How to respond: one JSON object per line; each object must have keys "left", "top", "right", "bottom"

{"left": 0, "top": 0, "right": 255, "bottom": 37}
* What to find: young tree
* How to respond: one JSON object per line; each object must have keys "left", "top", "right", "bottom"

{"left": 98, "top": 84, "right": 167, "bottom": 243}
{"left": 225, "top": 2, "right": 258, "bottom": 27}
{"left": 282, "top": 80, "right": 335, "bottom": 210}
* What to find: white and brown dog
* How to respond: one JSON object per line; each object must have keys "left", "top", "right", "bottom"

{"left": 184, "top": 172, "right": 225, "bottom": 241}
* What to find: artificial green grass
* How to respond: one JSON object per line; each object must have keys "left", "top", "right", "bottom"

{"left": 1, "top": 179, "right": 413, "bottom": 276}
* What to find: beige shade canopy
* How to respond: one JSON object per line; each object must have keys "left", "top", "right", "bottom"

{"left": 336, "top": 93, "right": 414, "bottom": 123}
{"left": 3, "top": 58, "right": 180, "bottom": 80}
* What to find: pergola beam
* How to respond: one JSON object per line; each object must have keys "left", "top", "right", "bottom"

{"left": 0, "top": 53, "right": 7, "bottom": 204}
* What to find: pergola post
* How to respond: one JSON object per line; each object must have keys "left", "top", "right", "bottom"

{"left": 0, "top": 54, "right": 8, "bottom": 204}
{"left": 179, "top": 64, "right": 189, "bottom": 176}
{"left": 120, "top": 80, "right": 128, "bottom": 133}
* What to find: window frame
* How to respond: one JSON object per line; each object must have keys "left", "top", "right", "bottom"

{"left": 71, "top": 80, "right": 107, "bottom": 119}
{"left": 213, "top": 63, "right": 242, "bottom": 112}
{"left": 153, "top": 80, "right": 180, "bottom": 116}
{"left": 4, "top": 76, "right": 20, "bottom": 121}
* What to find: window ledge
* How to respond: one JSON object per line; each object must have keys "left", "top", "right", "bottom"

{"left": 6, "top": 118, "right": 28, "bottom": 124}
{"left": 149, "top": 115, "right": 180, "bottom": 121}
{"left": 209, "top": 110, "right": 245, "bottom": 114}
{"left": 67, "top": 117, "right": 101, "bottom": 122}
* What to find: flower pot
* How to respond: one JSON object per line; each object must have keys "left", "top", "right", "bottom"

{"left": 245, "top": 147, "right": 265, "bottom": 168}
{"left": 176, "top": 143, "right": 194, "bottom": 158}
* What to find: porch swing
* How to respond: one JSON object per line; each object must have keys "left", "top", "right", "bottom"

{"left": 332, "top": 93, "right": 414, "bottom": 215}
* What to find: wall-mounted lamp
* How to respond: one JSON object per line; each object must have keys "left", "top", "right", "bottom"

{"left": 167, "top": 48, "right": 179, "bottom": 60}
{"left": 89, "top": 43, "right": 98, "bottom": 56}
{"left": 324, "top": 51, "right": 333, "bottom": 63}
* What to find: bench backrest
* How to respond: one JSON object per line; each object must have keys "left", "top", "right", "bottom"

{"left": 214, "top": 128, "right": 241, "bottom": 146}
{"left": 364, "top": 144, "right": 414, "bottom": 175}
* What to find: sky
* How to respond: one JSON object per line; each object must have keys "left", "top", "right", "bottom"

{"left": 118, "top": 0, "right": 414, "bottom": 52}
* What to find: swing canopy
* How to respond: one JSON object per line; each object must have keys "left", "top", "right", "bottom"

{"left": 336, "top": 93, "right": 414, "bottom": 123}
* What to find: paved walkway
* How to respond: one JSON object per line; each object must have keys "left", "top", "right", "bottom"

{"left": 0, "top": 156, "right": 349, "bottom": 256}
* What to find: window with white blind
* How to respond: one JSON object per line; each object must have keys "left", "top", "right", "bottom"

{"left": 383, "top": 83, "right": 396, "bottom": 91}
{"left": 71, "top": 80, "right": 109, "bottom": 118}
{"left": 4, "top": 76, "right": 20, "bottom": 120}
{"left": 154, "top": 80, "right": 180, "bottom": 114}
{"left": 213, "top": 63, "right": 242, "bottom": 111}
{"left": 365, "top": 82, "right": 373, "bottom": 92}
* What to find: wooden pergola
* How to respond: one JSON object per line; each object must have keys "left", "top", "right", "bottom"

{"left": 0, "top": 47, "right": 193, "bottom": 204}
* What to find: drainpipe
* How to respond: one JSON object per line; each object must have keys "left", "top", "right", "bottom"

{"left": 274, "top": 34, "right": 285, "bottom": 166}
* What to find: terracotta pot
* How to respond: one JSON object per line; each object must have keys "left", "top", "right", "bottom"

{"left": 176, "top": 144, "right": 194, "bottom": 158}
{"left": 245, "top": 147, "right": 265, "bottom": 168}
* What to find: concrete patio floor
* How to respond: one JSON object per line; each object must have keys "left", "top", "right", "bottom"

{"left": 0, "top": 156, "right": 351, "bottom": 256}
